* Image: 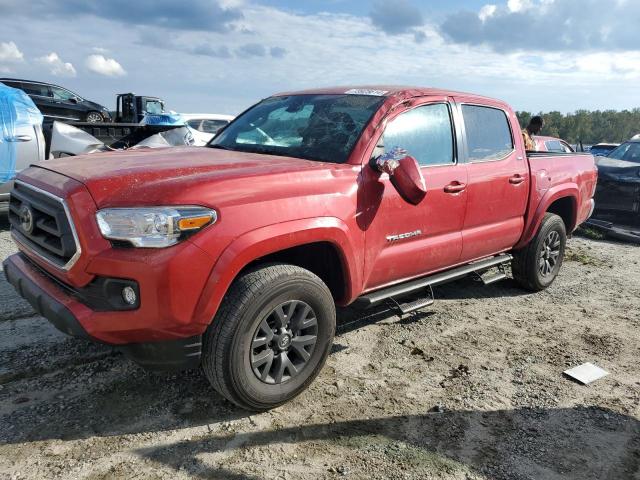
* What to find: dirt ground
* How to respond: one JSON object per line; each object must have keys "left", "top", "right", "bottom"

{"left": 0, "top": 217, "right": 638, "bottom": 480}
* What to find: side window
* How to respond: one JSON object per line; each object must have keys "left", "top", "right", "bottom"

{"left": 200, "top": 119, "right": 229, "bottom": 134}
{"left": 461, "top": 105, "right": 514, "bottom": 161}
{"left": 382, "top": 103, "right": 454, "bottom": 167}
{"left": 21, "top": 83, "right": 51, "bottom": 97}
{"left": 561, "top": 141, "right": 573, "bottom": 153}
{"left": 545, "top": 140, "right": 563, "bottom": 152}
{"left": 186, "top": 119, "right": 203, "bottom": 130}
{"left": 51, "top": 87, "right": 75, "bottom": 101}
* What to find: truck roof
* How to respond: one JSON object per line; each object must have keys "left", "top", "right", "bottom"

{"left": 272, "top": 85, "right": 505, "bottom": 106}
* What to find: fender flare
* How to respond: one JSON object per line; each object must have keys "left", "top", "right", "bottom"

{"left": 515, "top": 184, "right": 578, "bottom": 250}
{"left": 192, "top": 217, "right": 361, "bottom": 328}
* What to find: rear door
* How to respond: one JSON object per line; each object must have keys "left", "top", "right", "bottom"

{"left": 454, "top": 100, "right": 529, "bottom": 261}
{"left": 20, "top": 82, "right": 59, "bottom": 119}
{"left": 363, "top": 98, "right": 468, "bottom": 290}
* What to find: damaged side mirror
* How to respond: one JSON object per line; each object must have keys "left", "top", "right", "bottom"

{"left": 370, "top": 147, "right": 427, "bottom": 205}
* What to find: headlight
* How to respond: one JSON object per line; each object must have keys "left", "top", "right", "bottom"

{"left": 96, "top": 206, "right": 216, "bottom": 248}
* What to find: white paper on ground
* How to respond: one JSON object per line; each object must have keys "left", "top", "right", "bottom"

{"left": 563, "top": 362, "right": 609, "bottom": 384}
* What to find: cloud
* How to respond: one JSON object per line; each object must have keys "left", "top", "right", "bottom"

{"left": 85, "top": 54, "right": 126, "bottom": 76}
{"left": 37, "top": 52, "right": 76, "bottom": 77}
{"left": 441, "top": 0, "right": 640, "bottom": 52}
{"left": 0, "top": 41, "right": 24, "bottom": 63}
{"left": 236, "top": 43, "right": 266, "bottom": 57}
{"left": 269, "top": 46, "right": 287, "bottom": 58}
{"left": 0, "top": 0, "right": 243, "bottom": 32}
{"left": 192, "top": 44, "right": 233, "bottom": 58}
{"left": 369, "top": 0, "right": 424, "bottom": 35}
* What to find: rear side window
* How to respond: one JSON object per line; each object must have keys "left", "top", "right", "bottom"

{"left": 201, "top": 119, "right": 229, "bottom": 133}
{"left": 461, "top": 105, "right": 514, "bottom": 161}
{"left": 382, "top": 103, "right": 455, "bottom": 167}
{"left": 545, "top": 140, "right": 564, "bottom": 152}
{"left": 21, "top": 83, "right": 51, "bottom": 97}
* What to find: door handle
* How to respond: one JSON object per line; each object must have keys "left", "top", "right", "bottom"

{"left": 509, "top": 174, "right": 525, "bottom": 185}
{"left": 444, "top": 182, "right": 467, "bottom": 194}
{"left": 5, "top": 135, "right": 32, "bottom": 142}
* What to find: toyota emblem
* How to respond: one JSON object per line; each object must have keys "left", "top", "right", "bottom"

{"left": 19, "top": 205, "right": 34, "bottom": 234}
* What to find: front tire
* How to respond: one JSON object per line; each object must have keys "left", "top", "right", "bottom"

{"left": 202, "top": 263, "right": 336, "bottom": 411}
{"left": 512, "top": 213, "right": 567, "bottom": 291}
{"left": 85, "top": 111, "right": 104, "bottom": 123}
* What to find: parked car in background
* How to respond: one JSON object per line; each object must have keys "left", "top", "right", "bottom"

{"left": 181, "top": 113, "right": 234, "bottom": 141}
{"left": 0, "top": 78, "right": 111, "bottom": 123}
{"left": 534, "top": 135, "right": 574, "bottom": 153}
{"left": 593, "top": 139, "right": 640, "bottom": 222}
{"left": 589, "top": 143, "right": 620, "bottom": 157}
{"left": 0, "top": 82, "right": 45, "bottom": 212}
{"left": 4, "top": 86, "right": 597, "bottom": 410}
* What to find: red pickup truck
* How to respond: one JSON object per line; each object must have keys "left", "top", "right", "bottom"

{"left": 4, "top": 86, "right": 597, "bottom": 410}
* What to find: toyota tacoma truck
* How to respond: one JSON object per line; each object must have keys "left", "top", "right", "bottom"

{"left": 3, "top": 86, "right": 597, "bottom": 410}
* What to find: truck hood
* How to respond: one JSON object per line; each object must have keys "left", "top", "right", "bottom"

{"left": 35, "top": 146, "right": 343, "bottom": 208}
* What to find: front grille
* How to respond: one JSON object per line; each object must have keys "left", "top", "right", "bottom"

{"left": 8, "top": 181, "right": 79, "bottom": 269}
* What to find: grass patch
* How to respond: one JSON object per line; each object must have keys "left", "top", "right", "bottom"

{"left": 565, "top": 248, "right": 605, "bottom": 266}
{"left": 575, "top": 226, "right": 606, "bottom": 240}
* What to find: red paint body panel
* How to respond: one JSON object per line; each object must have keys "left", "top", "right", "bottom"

{"left": 8, "top": 86, "right": 597, "bottom": 346}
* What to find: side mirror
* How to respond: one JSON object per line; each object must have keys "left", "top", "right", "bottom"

{"left": 371, "top": 147, "right": 427, "bottom": 205}
{"left": 69, "top": 97, "right": 78, "bottom": 104}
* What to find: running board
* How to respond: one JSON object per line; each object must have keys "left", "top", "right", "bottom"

{"left": 386, "top": 285, "right": 435, "bottom": 315}
{"left": 356, "top": 254, "right": 512, "bottom": 307}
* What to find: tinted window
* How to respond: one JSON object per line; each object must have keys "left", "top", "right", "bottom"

{"left": 382, "top": 103, "right": 454, "bottom": 166}
{"left": 187, "top": 119, "right": 202, "bottom": 130}
{"left": 200, "top": 119, "right": 228, "bottom": 134}
{"left": 211, "top": 94, "right": 384, "bottom": 164}
{"left": 461, "top": 105, "right": 514, "bottom": 161}
{"left": 51, "top": 87, "right": 76, "bottom": 101}
{"left": 1, "top": 80, "right": 21, "bottom": 89}
{"left": 21, "top": 83, "right": 51, "bottom": 97}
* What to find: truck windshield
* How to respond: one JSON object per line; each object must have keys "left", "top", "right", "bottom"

{"left": 208, "top": 94, "right": 384, "bottom": 163}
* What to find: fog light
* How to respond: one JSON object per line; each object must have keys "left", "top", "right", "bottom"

{"left": 122, "top": 286, "right": 137, "bottom": 305}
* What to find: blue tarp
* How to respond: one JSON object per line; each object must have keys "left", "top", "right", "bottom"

{"left": 0, "top": 82, "right": 43, "bottom": 182}
{"left": 140, "top": 112, "right": 186, "bottom": 126}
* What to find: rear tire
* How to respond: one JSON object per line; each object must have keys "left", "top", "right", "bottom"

{"left": 512, "top": 213, "right": 567, "bottom": 292}
{"left": 202, "top": 263, "right": 335, "bottom": 411}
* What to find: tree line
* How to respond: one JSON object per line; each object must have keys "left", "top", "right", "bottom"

{"left": 516, "top": 109, "right": 640, "bottom": 144}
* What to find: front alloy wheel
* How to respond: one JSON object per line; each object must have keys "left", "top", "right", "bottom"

{"left": 250, "top": 300, "right": 318, "bottom": 384}
{"left": 86, "top": 112, "right": 104, "bottom": 123}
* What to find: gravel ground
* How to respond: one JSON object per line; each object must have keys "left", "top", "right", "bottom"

{"left": 0, "top": 217, "right": 638, "bottom": 480}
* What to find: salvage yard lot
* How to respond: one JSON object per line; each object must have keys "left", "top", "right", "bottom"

{"left": 0, "top": 219, "right": 638, "bottom": 480}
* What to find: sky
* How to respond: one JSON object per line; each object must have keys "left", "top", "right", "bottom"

{"left": 1, "top": 0, "right": 639, "bottom": 116}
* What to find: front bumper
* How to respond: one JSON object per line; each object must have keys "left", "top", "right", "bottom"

{"left": 3, "top": 253, "right": 203, "bottom": 371}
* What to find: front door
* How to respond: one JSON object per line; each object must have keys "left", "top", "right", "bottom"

{"left": 362, "top": 99, "right": 468, "bottom": 291}
{"left": 50, "top": 86, "right": 85, "bottom": 121}
{"left": 454, "top": 100, "right": 530, "bottom": 261}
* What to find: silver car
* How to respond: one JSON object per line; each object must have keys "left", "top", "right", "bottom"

{"left": 1, "top": 85, "right": 46, "bottom": 213}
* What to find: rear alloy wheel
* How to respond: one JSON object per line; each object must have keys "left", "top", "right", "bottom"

{"left": 85, "top": 111, "right": 104, "bottom": 123}
{"left": 512, "top": 213, "right": 567, "bottom": 291}
{"left": 202, "top": 263, "right": 335, "bottom": 411}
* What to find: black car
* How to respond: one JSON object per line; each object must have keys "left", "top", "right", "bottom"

{"left": 594, "top": 140, "right": 640, "bottom": 223}
{"left": 0, "top": 78, "right": 111, "bottom": 123}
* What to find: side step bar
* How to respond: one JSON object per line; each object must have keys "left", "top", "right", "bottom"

{"left": 356, "top": 254, "right": 512, "bottom": 308}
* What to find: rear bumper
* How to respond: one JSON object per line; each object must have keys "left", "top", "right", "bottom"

{"left": 3, "top": 253, "right": 202, "bottom": 371}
